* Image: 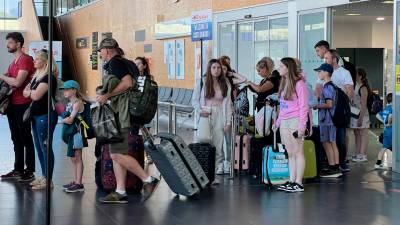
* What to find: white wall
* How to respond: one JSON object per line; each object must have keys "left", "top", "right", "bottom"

{"left": 333, "top": 19, "right": 392, "bottom": 49}
{"left": 0, "top": 32, "right": 20, "bottom": 74}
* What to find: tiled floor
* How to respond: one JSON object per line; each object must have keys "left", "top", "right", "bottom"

{"left": 0, "top": 117, "right": 399, "bottom": 225}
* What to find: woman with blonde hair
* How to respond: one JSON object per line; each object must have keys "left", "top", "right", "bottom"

{"left": 23, "top": 49, "right": 58, "bottom": 190}
{"left": 247, "top": 57, "right": 280, "bottom": 112}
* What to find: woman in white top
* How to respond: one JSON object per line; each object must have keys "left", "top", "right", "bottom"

{"left": 350, "top": 68, "right": 370, "bottom": 162}
{"left": 192, "top": 59, "right": 233, "bottom": 175}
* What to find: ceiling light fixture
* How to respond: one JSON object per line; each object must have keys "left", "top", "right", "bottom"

{"left": 382, "top": 1, "right": 394, "bottom": 4}
{"left": 377, "top": 17, "right": 386, "bottom": 21}
{"left": 346, "top": 13, "right": 362, "bottom": 16}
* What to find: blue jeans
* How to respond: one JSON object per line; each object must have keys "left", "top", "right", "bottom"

{"left": 31, "top": 112, "right": 58, "bottom": 179}
{"left": 336, "top": 127, "right": 347, "bottom": 166}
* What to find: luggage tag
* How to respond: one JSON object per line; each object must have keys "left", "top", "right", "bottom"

{"left": 278, "top": 143, "right": 285, "bottom": 153}
{"left": 153, "top": 137, "right": 161, "bottom": 145}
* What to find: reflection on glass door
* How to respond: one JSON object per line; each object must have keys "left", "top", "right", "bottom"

{"left": 298, "top": 10, "right": 330, "bottom": 126}
{"left": 269, "top": 17, "right": 288, "bottom": 71}
{"left": 218, "top": 23, "right": 237, "bottom": 70}
{"left": 254, "top": 20, "right": 269, "bottom": 84}
{"left": 298, "top": 11, "right": 325, "bottom": 89}
{"left": 238, "top": 22, "right": 254, "bottom": 81}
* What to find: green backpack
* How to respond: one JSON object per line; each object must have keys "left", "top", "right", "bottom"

{"left": 129, "top": 75, "right": 158, "bottom": 125}
{"left": 118, "top": 57, "right": 158, "bottom": 125}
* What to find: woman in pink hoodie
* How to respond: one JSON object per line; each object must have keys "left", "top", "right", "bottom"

{"left": 274, "top": 57, "right": 309, "bottom": 193}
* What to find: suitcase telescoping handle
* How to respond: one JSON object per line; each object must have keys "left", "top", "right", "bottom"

{"left": 141, "top": 127, "right": 156, "bottom": 148}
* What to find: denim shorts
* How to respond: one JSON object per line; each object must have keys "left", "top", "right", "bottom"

{"left": 320, "top": 125, "right": 337, "bottom": 143}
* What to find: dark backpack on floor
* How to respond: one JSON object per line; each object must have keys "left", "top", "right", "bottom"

{"left": 117, "top": 57, "right": 158, "bottom": 125}
{"left": 326, "top": 82, "right": 350, "bottom": 128}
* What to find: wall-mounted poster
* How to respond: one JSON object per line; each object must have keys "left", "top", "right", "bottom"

{"left": 175, "top": 39, "right": 185, "bottom": 80}
{"left": 91, "top": 32, "right": 98, "bottom": 70}
{"left": 164, "top": 40, "right": 176, "bottom": 79}
{"left": 76, "top": 37, "right": 89, "bottom": 49}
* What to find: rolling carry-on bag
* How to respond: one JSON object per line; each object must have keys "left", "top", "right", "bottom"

{"left": 100, "top": 133, "right": 144, "bottom": 193}
{"left": 262, "top": 131, "right": 290, "bottom": 186}
{"left": 189, "top": 143, "right": 216, "bottom": 184}
{"left": 234, "top": 134, "right": 251, "bottom": 171}
{"left": 304, "top": 140, "right": 317, "bottom": 179}
{"left": 142, "top": 129, "right": 209, "bottom": 196}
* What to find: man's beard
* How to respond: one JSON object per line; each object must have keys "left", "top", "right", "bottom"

{"left": 7, "top": 48, "right": 17, "bottom": 53}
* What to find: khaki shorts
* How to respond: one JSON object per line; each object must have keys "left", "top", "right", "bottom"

{"left": 109, "top": 128, "right": 130, "bottom": 154}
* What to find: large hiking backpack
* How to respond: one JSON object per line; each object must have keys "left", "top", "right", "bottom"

{"left": 117, "top": 57, "right": 158, "bottom": 125}
{"left": 326, "top": 82, "right": 351, "bottom": 128}
{"left": 358, "top": 86, "right": 382, "bottom": 115}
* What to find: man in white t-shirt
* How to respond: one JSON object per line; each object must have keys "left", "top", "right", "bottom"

{"left": 324, "top": 49, "right": 354, "bottom": 173}
{"left": 324, "top": 49, "right": 354, "bottom": 98}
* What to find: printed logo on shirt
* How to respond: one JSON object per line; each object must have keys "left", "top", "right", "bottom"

{"left": 137, "top": 76, "right": 146, "bottom": 92}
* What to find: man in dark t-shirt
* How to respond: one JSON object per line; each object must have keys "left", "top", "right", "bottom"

{"left": 96, "top": 38, "right": 159, "bottom": 204}
{"left": 0, "top": 32, "right": 35, "bottom": 182}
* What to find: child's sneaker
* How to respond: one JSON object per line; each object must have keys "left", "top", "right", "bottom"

{"left": 30, "top": 176, "right": 45, "bottom": 186}
{"left": 374, "top": 164, "right": 385, "bottom": 170}
{"left": 63, "top": 181, "right": 76, "bottom": 190}
{"left": 277, "top": 181, "right": 292, "bottom": 191}
{"left": 65, "top": 183, "right": 85, "bottom": 193}
{"left": 285, "top": 182, "right": 304, "bottom": 193}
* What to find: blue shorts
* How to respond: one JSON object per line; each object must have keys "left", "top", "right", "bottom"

{"left": 320, "top": 125, "right": 337, "bottom": 143}
{"left": 383, "top": 128, "right": 392, "bottom": 150}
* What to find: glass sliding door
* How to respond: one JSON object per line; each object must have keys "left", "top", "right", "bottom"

{"left": 237, "top": 22, "right": 254, "bottom": 81}
{"left": 269, "top": 17, "right": 288, "bottom": 73}
{"left": 393, "top": 0, "right": 400, "bottom": 172}
{"left": 298, "top": 9, "right": 331, "bottom": 125}
{"left": 254, "top": 20, "right": 269, "bottom": 84}
{"left": 298, "top": 10, "right": 326, "bottom": 89}
{"left": 218, "top": 22, "right": 237, "bottom": 70}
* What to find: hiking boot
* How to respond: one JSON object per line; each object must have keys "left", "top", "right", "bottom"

{"left": 18, "top": 171, "right": 35, "bottom": 182}
{"left": 141, "top": 177, "right": 160, "bottom": 202}
{"left": 63, "top": 181, "right": 76, "bottom": 190}
{"left": 98, "top": 192, "right": 128, "bottom": 204}
{"left": 1, "top": 170, "right": 22, "bottom": 180}
{"left": 65, "top": 184, "right": 85, "bottom": 193}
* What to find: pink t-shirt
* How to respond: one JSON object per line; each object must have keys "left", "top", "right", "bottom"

{"left": 205, "top": 89, "right": 224, "bottom": 107}
{"left": 7, "top": 54, "right": 34, "bottom": 105}
{"left": 275, "top": 79, "right": 309, "bottom": 133}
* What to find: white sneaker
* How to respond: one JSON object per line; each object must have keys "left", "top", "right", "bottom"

{"left": 223, "top": 161, "right": 231, "bottom": 174}
{"left": 352, "top": 155, "right": 364, "bottom": 162}
{"left": 216, "top": 163, "right": 224, "bottom": 175}
{"left": 30, "top": 176, "right": 45, "bottom": 186}
{"left": 374, "top": 164, "right": 385, "bottom": 170}
{"left": 358, "top": 155, "right": 368, "bottom": 162}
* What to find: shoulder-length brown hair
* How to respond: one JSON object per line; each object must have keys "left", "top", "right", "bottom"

{"left": 278, "top": 57, "right": 302, "bottom": 100}
{"left": 205, "top": 59, "right": 228, "bottom": 99}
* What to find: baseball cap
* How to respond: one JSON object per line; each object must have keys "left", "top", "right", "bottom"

{"left": 97, "top": 38, "right": 119, "bottom": 52}
{"left": 60, "top": 80, "right": 80, "bottom": 91}
{"left": 314, "top": 63, "right": 333, "bottom": 74}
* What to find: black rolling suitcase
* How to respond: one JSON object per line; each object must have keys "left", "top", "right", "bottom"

{"left": 142, "top": 129, "right": 209, "bottom": 196}
{"left": 189, "top": 143, "right": 216, "bottom": 184}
